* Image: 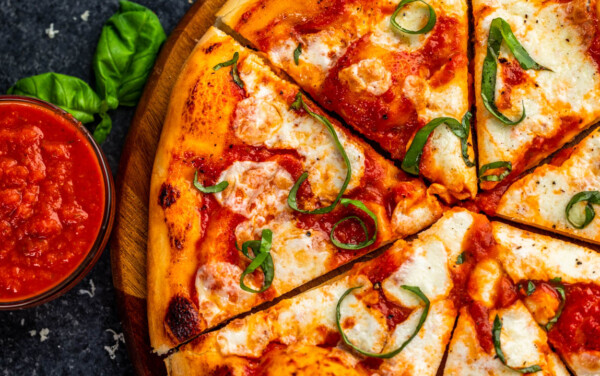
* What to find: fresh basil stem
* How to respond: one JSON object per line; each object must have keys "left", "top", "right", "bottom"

{"left": 401, "top": 112, "right": 474, "bottom": 176}
{"left": 478, "top": 161, "right": 512, "bottom": 182}
{"left": 391, "top": 0, "right": 436, "bottom": 35}
{"left": 337, "top": 285, "right": 429, "bottom": 358}
{"left": 294, "top": 44, "right": 302, "bottom": 65}
{"left": 456, "top": 252, "right": 465, "bottom": 265}
{"left": 565, "top": 191, "right": 600, "bottom": 229}
{"left": 213, "top": 52, "right": 244, "bottom": 89}
{"left": 288, "top": 93, "right": 352, "bottom": 214}
{"left": 93, "top": 0, "right": 166, "bottom": 110}
{"left": 482, "top": 18, "right": 548, "bottom": 125}
{"left": 544, "top": 278, "right": 566, "bottom": 331}
{"left": 193, "top": 171, "right": 228, "bottom": 193}
{"left": 492, "top": 315, "right": 542, "bottom": 373}
{"left": 330, "top": 199, "right": 378, "bottom": 250}
{"left": 238, "top": 229, "right": 274, "bottom": 294}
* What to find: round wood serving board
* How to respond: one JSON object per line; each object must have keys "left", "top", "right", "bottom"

{"left": 110, "top": 0, "right": 228, "bottom": 374}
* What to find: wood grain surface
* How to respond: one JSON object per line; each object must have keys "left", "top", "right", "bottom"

{"left": 110, "top": 0, "right": 227, "bottom": 374}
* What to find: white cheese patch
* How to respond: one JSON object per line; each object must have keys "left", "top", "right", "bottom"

{"left": 238, "top": 58, "right": 366, "bottom": 202}
{"left": 498, "top": 303, "right": 546, "bottom": 370}
{"left": 382, "top": 239, "right": 451, "bottom": 308}
{"left": 338, "top": 58, "right": 392, "bottom": 96}
{"left": 469, "top": 259, "right": 503, "bottom": 308}
{"left": 301, "top": 30, "right": 347, "bottom": 71}
{"left": 498, "top": 130, "right": 600, "bottom": 241}
{"left": 493, "top": 222, "right": 600, "bottom": 284}
{"left": 338, "top": 291, "right": 388, "bottom": 353}
{"left": 424, "top": 208, "right": 475, "bottom": 263}
{"left": 214, "top": 161, "right": 293, "bottom": 224}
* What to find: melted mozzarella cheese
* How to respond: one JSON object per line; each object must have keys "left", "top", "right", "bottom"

{"left": 383, "top": 238, "right": 452, "bottom": 308}
{"left": 497, "top": 130, "right": 600, "bottom": 243}
{"left": 475, "top": 0, "right": 600, "bottom": 168}
{"left": 493, "top": 222, "right": 600, "bottom": 284}
{"left": 423, "top": 208, "right": 475, "bottom": 262}
{"left": 214, "top": 161, "right": 293, "bottom": 222}
{"left": 338, "top": 288, "right": 389, "bottom": 353}
{"left": 338, "top": 58, "right": 392, "bottom": 96}
{"left": 468, "top": 259, "right": 502, "bottom": 308}
{"left": 237, "top": 56, "right": 366, "bottom": 202}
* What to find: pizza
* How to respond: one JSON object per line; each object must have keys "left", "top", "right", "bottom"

{"left": 165, "top": 208, "right": 482, "bottom": 376}
{"left": 473, "top": 0, "right": 600, "bottom": 190}
{"left": 147, "top": 27, "right": 443, "bottom": 353}
{"left": 494, "top": 128, "right": 600, "bottom": 244}
{"left": 216, "top": 0, "right": 477, "bottom": 202}
{"left": 145, "top": 0, "right": 600, "bottom": 373}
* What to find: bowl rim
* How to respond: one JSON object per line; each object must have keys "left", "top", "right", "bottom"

{"left": 0, "top": 95, "right": 116, "bottom": 309}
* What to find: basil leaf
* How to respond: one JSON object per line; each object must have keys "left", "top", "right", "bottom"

{"left": 239, "top": 229, "right": 274, "bottom": 294}
{"left": 330, "top": 198, "right": 378, "bottom": 250}
{"left": 565, "top": 191, "right": 600, "bottom": 229}
{"left": 288, "top": 93, "right": 351, "bottom": 214}
{"left": 391, "top": 0, "right": 436, "bottom": 35}
{"left": 493, "top": 315, "right": 542, "bottom": 373}
{"left": 294, "top": 44, "right": 302, "bottom": 65}
{"left": 401, "top": 112, "right": 474, "bottom": 176}
{"left": 526, "top": 281, "right": 536, "bottom": 296}
{"left": 93, "top": 112, "right": 113, "bottom": 144}
{"left": 481, "top": 18, "right": 547, "bottom": 125}
{"left": 544, "top": 278, "right": 566, "bottom": 331}
{"left": 337, "top": 285, "right": 429, "bottom": 358}
{"left": 8, "top": 72, "right": 102, "bottom": 124}
{"left": 479, "top": 161, "right": 512, "bottom": 182}
{"left": 93, "top": 0, "right": 166, "bottom": 110}
{"left": 213, "top": 52, "right": 244, "bottom": 89}
{"left": 193, "top": 171, "right": 229, "bottom": 194}
{"left": 456, "top": 252, "right": 465, "bottom": 265}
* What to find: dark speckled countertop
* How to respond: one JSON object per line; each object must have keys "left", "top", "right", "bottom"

{"left": 0, "top": 1, "right": 194, "bottom": 374}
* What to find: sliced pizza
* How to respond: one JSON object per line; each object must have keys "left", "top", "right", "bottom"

{"left": 445, "top": 243, "right": 569, "bottom": 375}
{"left": 217, "top": 0, "right": 477, "bottom": 202}
{"left": 473, "top": 0, "right": 600, "bottom": 190}
{"left": 494, "top": 222, "right": 600, "bottom": 375}
{"left": 147, "top": 27, "right": 443, "bottom": 353}
{"left": 492, "top": 127, "right": 600, "bottom": 245}
{"left": 165, "top": 208, "right": 485, "bottom": 375}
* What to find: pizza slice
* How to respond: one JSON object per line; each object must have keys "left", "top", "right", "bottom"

{"left": 217, "top": 0, "right": 476, "bottom": 202}
{"left": 445, "top": 240, "right": 569, "bottom": 375}
{"left": 165, "top": 208, "right": 484, "bottom": 375}
{"left": 473, "top": 0, "right": 600, "bottom": 190}
{"left": 491, "top": 127, "right": 600, "bottom": 245}
{"left": 148, "top": 27, "right": 443, "bottom": 353}
{"left": 493, "top": 222, "right": 600, "bottom": 375}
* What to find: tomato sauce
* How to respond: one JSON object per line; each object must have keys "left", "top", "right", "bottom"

{"left": 0, "top": 101, "right": 105, "bottom": 302}
{"left": 548, "top": 283, "right": 600, "bottom": 354}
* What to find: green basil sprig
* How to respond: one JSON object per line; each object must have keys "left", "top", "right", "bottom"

{"left": 482, "top": 18, "right": 548, "bottom": 125}
{"left": 391, "top": 0, "right": 437, "bottom": 35}
{"left": 544, "top": 277, "right": 566, "bottom": 331}
{"left": 401, "top": 112, "right": 474, "bottom": 176}
{"left": 565, "top": 191, "right": 600, "bottom": 229}
{"left": 478, "top": 161, "right": 512, "bottom": 182}
{"left": 213, "top": 52, "right": 244, "bottom": 89}
{"left": 93, "top": 0, "right": 166, "bottom": 110}
{"left": 8, "top": 73, "right": 103, "bottom": 124}
{"left": 7, "top": 1, "right": 166, "bottom": 144}
{"left": 330, "top": 199, "right": 378, "bottom": 250}
{"left": 238, "top": 229, "right": 274, "bottom": 294}
{"left": 288, "top": 93, "right": 352, "bottom": 214}
{"left": 294, "top": 44, "right": 302, "bottom": 65}
{"left": 492, "top": 315, "right": 542, "bottom": 373}
{"left": 526, "top": 281, "right": 536, "bottom": 296}
{"left": 193, "top": 171, "right": 229, "bottom": 194}
{"left": 336, "top": 285, "right": 429, "bottom": 358}
{"left": 456, "top": 252, "right": 465, "bottom": 265}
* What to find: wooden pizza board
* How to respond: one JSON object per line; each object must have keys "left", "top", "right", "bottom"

{"left": 110, "top": 0, "right": 228, "bottom": 374}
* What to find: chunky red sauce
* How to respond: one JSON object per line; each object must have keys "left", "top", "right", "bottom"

{"left": 469, "top": 302, "right": 494, "bottom": 353}
{"left": 548, "top": 283, "right": 600, "bottom": 354}
{"left": 0, "top": 102, "right": 105, "bottom": 301}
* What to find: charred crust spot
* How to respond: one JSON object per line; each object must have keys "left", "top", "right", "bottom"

{"left": 165, "top": 295, "right": 201, "bottom": 342}
{"left": 158, "top": 183, "right": 180, "bottom": 209}
{"left": 203, "top": 42, "right": 221, "bottom": 54}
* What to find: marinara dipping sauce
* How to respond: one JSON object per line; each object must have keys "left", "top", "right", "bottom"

{"left": 0, "top": 96, "right": 114, "bottom": 308}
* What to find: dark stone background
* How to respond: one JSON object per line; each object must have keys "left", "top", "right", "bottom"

{"left": 0, "top": 1, "right": 194, "bottom": 374}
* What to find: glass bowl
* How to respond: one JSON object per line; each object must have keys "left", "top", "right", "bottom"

{"left": 0, "top": 95, "right": 115, "bottom": 309}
